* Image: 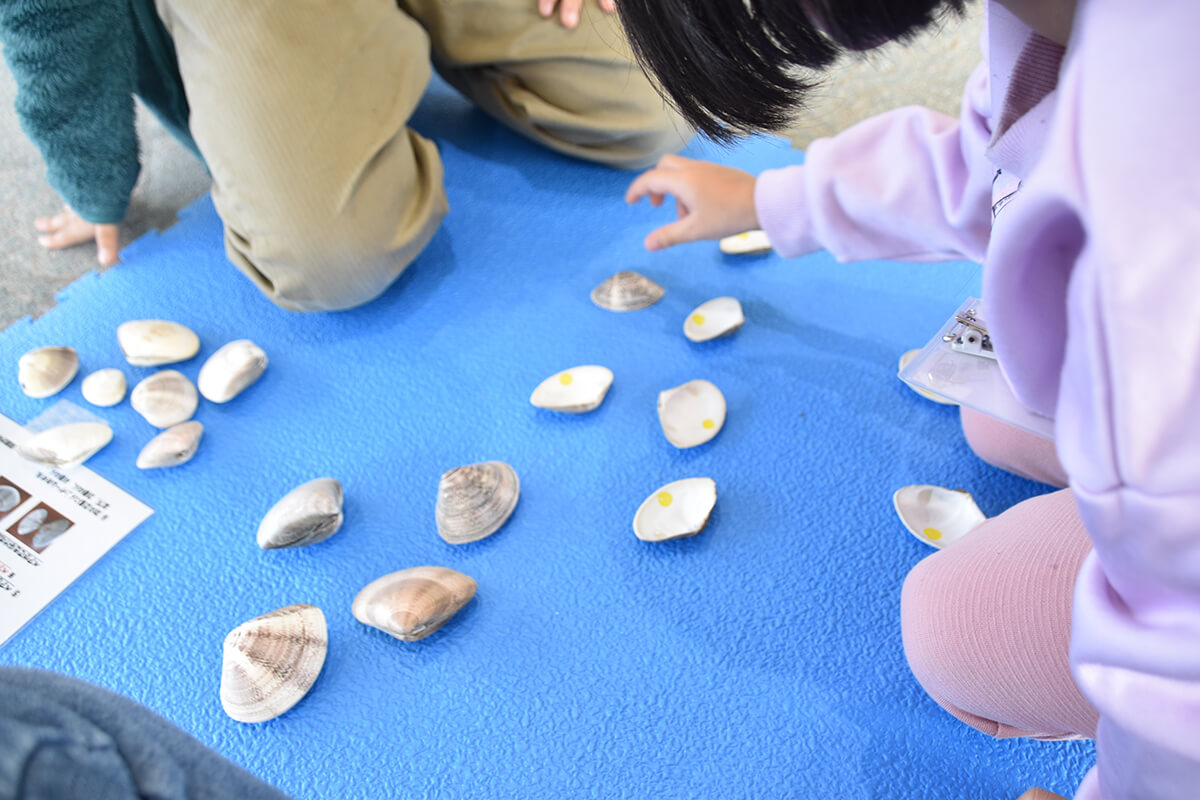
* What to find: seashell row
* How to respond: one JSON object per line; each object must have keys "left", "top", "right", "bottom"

{"left": 530, "top": 365, "right": 613, "bottom": 413}
{"left": 117, "top": 320, "right": 200, "bottom": 366}
{"left": 684, "top": 297, "right": 744, "bottom": 342}
{"left": 657, "top": 379, "right": 726, "bottom": 449}
{"left": 136, "top": 421, "right": 204, "bottom": 469}
{"left": 131, "top": 370, "right": 198, "bottom": 428}
{"left": 0, "top": 485, "right": 20, "bottom": 513}
{"left": 257, "top": 478, "right": 344, "bottom": 549}
{"left": 590, "top": 270, "right": 664, "bottom": 312}
{"left": 18, "top": 422, "right": 113, "bottom": 466}
{"left": 198, "top": 339, "right": 268, "bottom": 403}
{"left": 220, "top": 603, "right": 327, "bottom": 724}
{"left": 435, "top": 461, "right": 519, "bottom": 545}
{"left": 633, "top": 477, "right": 717, "bottom": 542}
{"left": 352, "top": 566, "right": 476, "bottom": 642}
{"left": 892, "top": 485, "right": 986, "bottom": 549}
{"left": 18, "top": 346, "right": 78, "bottom": 399}
{"left": 718, "top": 229, "right": 772, "bottom": 255}
{"left": 81, "top": 368, "right": 127, "bottom": 407}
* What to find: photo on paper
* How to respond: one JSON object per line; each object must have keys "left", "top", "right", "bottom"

{"left": 7, "top": 503, "right": 74, "bottom": 555}
{"left": 0, "top": 477, "right": 31, "bottom": 516}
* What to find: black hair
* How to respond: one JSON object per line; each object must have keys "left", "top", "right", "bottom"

{"left": 616, "top": 0, "right": 966, "bottom": 141}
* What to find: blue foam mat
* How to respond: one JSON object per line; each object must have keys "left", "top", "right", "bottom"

{"left": 0, "top": 79, "right": 1094, "bottom": 798}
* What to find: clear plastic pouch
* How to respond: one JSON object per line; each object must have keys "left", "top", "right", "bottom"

{"left": 898, "top": 297, "right": 1054, "bottom": 440}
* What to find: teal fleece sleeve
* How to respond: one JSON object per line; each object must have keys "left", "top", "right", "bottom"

{"left": 0, "top": 1, "right": 140, "bottom": 224}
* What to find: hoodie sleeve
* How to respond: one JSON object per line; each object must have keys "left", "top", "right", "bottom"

{"left": 0, "top": 1, "right": 140, "bottom": 224}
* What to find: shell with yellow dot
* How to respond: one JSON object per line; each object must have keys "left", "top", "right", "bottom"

{"left": 891, "top": 484, "right": 986, "bottom": 550}
{"left": 683, "top": 296, "right": 745, "bottom": 342}
{"left": 718, "top": 229, "right": 772, "bottom": 255}
{"left": 529, "top": 365, "right": 615, "bottom": 413}
{"left": 633, "top": 477, "right": 718, "bottom": 541}
{"left": 656, "top": 379, "right": 726, "bottom": 448}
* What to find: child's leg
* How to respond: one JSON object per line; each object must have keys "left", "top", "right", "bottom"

{"left": 960, "top": 407, "right": 1069, "bottom": 488}
{"left": 900, "top": 488, "right": 1099, "bottom": 739}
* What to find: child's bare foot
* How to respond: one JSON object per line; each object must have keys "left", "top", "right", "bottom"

{"left": 34, "top": 205, "right": 120, "bottom": 265}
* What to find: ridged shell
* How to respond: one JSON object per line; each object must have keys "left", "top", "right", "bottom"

{"left": 435, "top": 461, "right": 519, "bottom": 544}
{"left": 352, "top": 566, "right": 477, "bottom": 642}
{"left": 131, "top": 370, "right": 198, "bottom": 428}
{"left": 18, "top": 422, "right": 113, "bottom": 466}
{"left": 718, "top": 229, "right": 772, "bottom": 255}
{"left": 657, "top": 379, "right": 726, "bottom": 448}
{"left": 683, "top": 297, "right": 744, "bottom": 342}
{"left": 81, "top": 368, "right": 127, "bottom": 407}
{"left": 529, "top": 365, "right": 614, "bottom": 413}
{"left": 590, "top": 271, "right": 664, "bottom": 311}
{"left": 892, "top": 485, "right": 986, "bottom": 549}
{"left": 220, "top": 604, "right": 327, "bottom": 723}
{"left": 0, "top": 485, "right": 20, "bottom": 513}
{"left": 136, "top": 421, "right": 204, "bottom": 469}
{"left": 257, "top": 478, "right": 344, "bottom": 549}
{"left": 117, "top": 320, "right": 200, "bottom": 366}
{"left": 31, "top": 518, "right": 71, "bottom": 550}
{"left": 18, "top": 346, "right": 79, "bottom": 398}
{"left": 633, "top": 477, "right": 717, "bottom": 542}
{"left": 198, "top": 339, "right": 268, "bottom": 403}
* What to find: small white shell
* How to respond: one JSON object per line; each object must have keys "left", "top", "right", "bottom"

{"left": 352, "top": 566, "right": 477, "bottom": 642}
{"left": 219, "top": 604, "right": 327, "bottom": 723}
{"left": 18, "top": 422, "right": 113, "bottom": 466}
{"left": 80, "top": 368, "right": 127, "bottom": 407}
{"left": 131, "top": 370, "right": 198, "bottom": 428}
{"left": 18, "top": 346, "right": 79, "bottom": 398}
{"left": 892, "top": 485, "right": 986, "bottom": 549}
{"left": 31, "top": 518, "right": 71, "bottom": 550}
{"left": 529, "top": 365, "right": 614, "bottom": 413}
{"left": 435, "top": 461, "right": 519, "bottom": 545}
{"left": 898, "top": 349, "right": 958, "bottom": 405}
{"left": 0, "top": 485, "right": 20, "bottom": 513}
{"left": 718, "top": 229, "right": 772, "bottom": 255}
{"left": 17, "top": 508, "right": 47, "bottom": 536}
{"left": 198, "top": 339, "right": 268, "bottom": 403}
{"left": 117, "top": 320, "right": 200, "bottom": 366}
{"left": 633, "top": 478, "right": 717, "bottom": 542}
{"left": 590, "top": 271, "right": 665, "bottom": 311}
{"left": 257, "top": 478, "right": 344, "bottom": 549}
{"left": 136, "top": 421, "right": 204, "bottom": 469}
{"left": 657, "top": 379, "right": 726, "bottom": 448}
{"left": 683, "top": 297, "right": 744, "bottom": 342}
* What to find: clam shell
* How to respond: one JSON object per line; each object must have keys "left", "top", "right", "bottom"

{"left": 898, "top": 349, "right": 958, "bottom": 405}
{"left": 198, "top": 339, "right": 268, "bottom": 403}
{"left": 17, "top": 508, "right": 47, "bottom": 536}
{"left": 590, "top": 271, "right": 664, "bottom": 312}
{"left": 352, "top": 566, "right": 477, "bottom": 642}
{"left": 136, "top": 421, "right": 204, "bottom": 469}
{"left": 18, "top": 422, "right": 113, "bottom": 466}
{"left": 633, "top": 477, "right": 717, "bottom": 542}
{"left": 80, "top": 368, "right": 127, "bottom": 407}
{"left": 529, "top": 365, "right": 614, "bottom": 413}
{"left": 435, "top": 461, "right": 519, "bottom": 545}
{"left": 683, "top": 296, "right": 744, "bottom": 342}
{"left": 220, "top": 603, "right": 327, "bottom": 723}
{"left": 31, "top": 518, "right": 71, "bottom": 550}
{"left": 257, "top": 478, "right": 344, "bottom": 549}
{"left": 117, "top": 320, "right": 200, "bottom": 366}
{"left": 892, "top": 485, "right": 986, "bottom": 549}
{"left": 131, "top": 370, "right": 198, "bottom": 428}
{"left": 657, "top": 379, "right": 726, "bottom": 448}
{"left": 718, "top": 229, "right": 772, "bottom": 255}
{"left": 0, "top": 485, "right": 20, "bottom": 513}
{"left": 18, "top": 346, "right": 79, "bottom": 398}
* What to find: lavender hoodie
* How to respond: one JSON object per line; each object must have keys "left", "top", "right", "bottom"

{"left": 754, "top": 1, "right": 1200, "bottom": 797}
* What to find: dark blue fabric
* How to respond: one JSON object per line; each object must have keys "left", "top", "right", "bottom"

{"left": 0, "top": 78, "right": 1095, "bottom": 798}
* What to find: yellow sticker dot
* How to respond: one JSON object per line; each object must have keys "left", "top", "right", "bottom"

{"left": 691, "top": 313, "right": 707, "bottom": 326}
{"left": 702, "top": 419, "right": 715, "bottom": 429}
{"left": 737, "top": 233, "right": 750, "bottom": 240}
{"left": 559, "top": 373, "right": 574, "bottom": 386}
{"left": 923, "top": 527, "right": 943, "bottom": 541}
{"left": 657, "top": 492, "right": 673, "bottom": 507}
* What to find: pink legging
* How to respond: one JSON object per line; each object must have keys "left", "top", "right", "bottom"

{"left": 900, "top": 409, "right": 1100, "bottom": 740}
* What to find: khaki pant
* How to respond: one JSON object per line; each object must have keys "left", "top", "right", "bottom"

{"left": 154, "top": 0, "right": 690, "bottom": 311}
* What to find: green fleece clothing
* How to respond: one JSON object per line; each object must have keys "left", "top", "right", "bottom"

{"left": 0, "top": 0, "right": 197, "bottom": 224}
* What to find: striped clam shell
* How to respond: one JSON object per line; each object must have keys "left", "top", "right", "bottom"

{"left": 589, "top": 271, "right": 664, "bottom": 312}
{"left": 435, "top": 461, "right": 519, "bottom": 545}
{"left": 219, "top": 603, "right": 327, "bottom": 723}
{"left": 352, "top": 566, "right": 477, "bottom": 642}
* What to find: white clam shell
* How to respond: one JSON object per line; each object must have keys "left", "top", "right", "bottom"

{"left": 136, "top": 421, "right": 204, "bottom": 469}
{"left": 257, "top": 478, "right": 344, "bottom": 549}
{"left": 352, "top": 566, "right": 477, "bottom": 642}
{"left": 18, "top": 346, "right": 79, "bottom": 398}
{"left": 80, "top": 368, "right": 127, "bottom": 407}
{"left": 31, "top": 518, "right": 71, "bottom": 550}
{"left": 18, "top": 422, "right": 113, "bottom": 466}
{"left": 657, "top": 379, "right": 726, "bottom": 448}
{"left": 590, "top": 271, "right": 664, "bottom": 311}
{"left": 718, "top": 229, "right": 772, "bottom": 255}
{"left": 117, "top": 320, "right": 200, "bottom": 366}
{"left": 892, "top": 485, "right": 986, "bottom": 549}
{"left": 633, "top": 478, "right": 717, "bottom": 542}
{"left": 198, "top": 339, "right": 268, "bottom": 403}
{"left": 220, "top": 603, "right": 327, "bottom": 723}
{"left": 529, "top": 365, "right": 614, "bottom": 413}
{"left": 17, "top": 508, "right": 47, "bottom": 536}
{"left": 131, "top": 370, "right": 198, "bottom": 428}
{"left": 683, "top": 297, "right": 744, "bottom": 342}
{"left": 0, "top": 485, "right": 20, "bottom": 513}
{"left": 435, "top": 461, "right": 519, "bottom": 545}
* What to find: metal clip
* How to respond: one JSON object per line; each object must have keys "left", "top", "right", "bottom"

{"left": 942, "top": 303, "right": 996, "bottom": 359}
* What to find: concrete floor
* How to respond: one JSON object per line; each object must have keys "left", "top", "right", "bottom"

{"left": 0, "top": 7, "right": 982, "bottom": 331}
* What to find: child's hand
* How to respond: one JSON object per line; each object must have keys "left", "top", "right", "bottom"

{"left": 625, "top": 155, "right": 759, "bottom": 251}
{"left": 34, "top": 206, "right": 120, "bottom": 266}
{"left": 537, "top": 0, "right": 615, "bottom": 29}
